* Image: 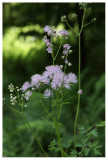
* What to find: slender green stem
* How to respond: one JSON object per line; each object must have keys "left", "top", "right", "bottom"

{"left": 64, "top": 63, "right": 67, "bottom": 73}
{"left": 55, "top": 122, "right": 68, "bottom": 157}
{"left": 39, "top": 100, "right": 54, "bottom": 121}
{"left": 63, "top": 92, "right": 77, "bottom": 102}
{"left": 5, "top": 100, "right": 47, "bottom": 156}
{"left": 52, "top": 53, "right": 55, "bottom": 65}
{"left": 80, "top": 8, "right": 86, "bottom": 34}
{"left": 51, "top": 90, "right": 64, "bottom": 157}
{"left": 65, "top": 21, "right": 77, "bottom": 35}
{"left": 61, "top": 90, "right": 69, "bottom": 99}
{"left": 34, "top": 92, "right": 54, "bottom": 121}
{"left": 78, "top": 34, "right": 81, "bottom": 90}
{"left": 4, "top": 102, "right": 22, "bottom": 115}
{"left": 57, "top": 103, "right": 62, "bottom": 122}
{"left": 54, "top": 39, "right": 62, "bottom": 61}
{"left": 36, "top": 90, "right": 65, "bottom": 156}
{"left": 57, "top": 102, "right": 60, "bottom": 121}
{"left": 83, "top": 19, "right": 94, "bottom": 28}
{"left": 51, "top": 38, "right": 55, "bottom": 65}
{"left": 64, "top": 54, "right": 68, "bottom": 73}
{"left": 22, "top": 100, "right": 47, "bottom": 157}
{"left": 74, "top": 26, "right": 81, "bottom": 150}
{"left": 22, "top": 113, "right": 47, "bottom": 157}
{"left": 56, "top": 89, "right": 63, "bottom": 122}
{"left": 52, "top": 90, "right": 56, "bottom": 121}
{"left": 74, "top": 9, "right": 86, "bottom": 149}
{"left": 54, "top": 121, "right": 64, "bottom": 157}
{"left": 74, "top": 94, "right": 80, "bottom": 149}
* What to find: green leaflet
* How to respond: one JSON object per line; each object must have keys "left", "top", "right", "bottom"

{"left": 75, "top": 142, "right": 82, "bottom": 147}
{"left": 81, "top": 138, "right": 88, "bottom": 145}
{"left": 87, "top": 128, "right": 98, "bottom": 137}
{"left": 70, "top": 149, "right": 77, "bottom": 155}
{"left": 83, "top": 148, "right": 90, "bottom": 156}
{"left": 94, "top": 148, "right": 102, "bottom": 156}
{"left": 92, "top": 140, "right": 99, "bottom": 147}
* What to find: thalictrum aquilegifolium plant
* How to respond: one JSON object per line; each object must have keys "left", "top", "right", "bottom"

{"left": 3, "top": 3, "right": 105, "bottom": 157}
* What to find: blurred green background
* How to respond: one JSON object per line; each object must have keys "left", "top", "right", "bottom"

{"left": 3, "top": 3, "right": 105, "bottom": 157}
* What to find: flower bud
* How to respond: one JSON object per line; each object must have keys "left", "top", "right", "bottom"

{"left": 61, "top": 15, "right": 67, "bottom": 22}
{"left": 72, "top": 13, "right": 77, "bottom": 18}
{"left": 93, "top": 18, "right": 96, "bottom": 21}
{"left": 68, "top": 62, "right": 72, "bottom": 67}
{"left": 61, "top": 56, "right": 65, "bottom": 59}
{"left": 60, "top": 65, "right": 63, "bottom": 69}
{"left": 65, "top": 59, "right": 68, "bottom": 64}
{"left": 78, "top": 89, "right": 82, "bottom": 95}
{"left": 69, "top": 50, "right": 72, "bottom": 54}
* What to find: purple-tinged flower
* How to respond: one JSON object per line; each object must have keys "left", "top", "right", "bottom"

{"left": 63, "top": 73, "right": 77, "bottom": 89}
{"left": 47, "top": 29, "right": 56, "bottom": 37}
{"left": 31, "top": 74, "right": 42, "bottom": 88}
{"left": 63, "top": 50, "right": 68, "bottom": 55}
{"left": 42, "top": 65, "right": 64, "bottom": 87}
{"left": 52, "top": 29, "right": 56, "bottom": 37}
{"left": 67, "top": 73, "right": 77, "bottom": 84}
{"left": 48, "top": 30, "right": 52, "bottom": 36}
{"left": 43, "top": 37, "right": 49, "bottom": 43}
{"left": 51, "top": 72, "right": 64, "bottom": 89}
{"left": 63, "top": 44, "right": 71, "bottom": 50}
{"left": 25, "top": 65, "right": 78, "bottom": 91}
{"left": 24, "top": 91, "right": 32, "bottom": 100}
{"left": 44, "top": 89, "right": 52, "bottom": 98}
{"left": 45, "top": 65, "right": 62, "bottom": 75}
{"left": 63, "top": 81, "right": 70, "bottom": 89}
{"left": 22, "top": 82, "right": 30, "bottom": 92}
{"left": 60, "top": 65, "right": 63, "bottom": 69}
{"left": 43, "top": 25, "right": 51, "bottom": 33}
{"left": 65, "top": 59, "right": 68, "bottom": 64}
{"left": 78, "top": 89, "right": 82, "bottom": 95}
{"left": 59, "top": 30, "right": 68, "bottom": 36}
{"left": 46, "top": 42, "right": 52, "bottom": 47}
{"left": 47, "top": 47, "right": 52, "bottom": 53}
{"left": 42, "top": 71, "right": 51, "bottom": 84}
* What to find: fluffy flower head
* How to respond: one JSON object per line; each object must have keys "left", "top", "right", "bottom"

{"left": 63, "top": 44, "right": 71, "bottom": 50}
{"left": 22, "top": 82, "right": 30, "bottom": 92}
{"left": 43, "top": 37, "right": 49, "bottom": 43}
{"left": 31, "top": 74, "right": 42, "bottom": 88}
{"left": 47, "top": 47, "right": 52, "bottom": 53}
{"left": 43, "top": 25, "right": 51, "bottom": 33}
{"left": 42, "top": 65, "right": 77, "bottom": 90}
{"left": 67, "top": 73, "right": 77, "bottom": 84}
{"left": 24, "top": 91, "right": 32, "bottom": 100}
{"left": 59, "top": 30, "right": 68, "bottom": 36}
{"left": 44, "top": 89, "right": 52, "bottom": 98}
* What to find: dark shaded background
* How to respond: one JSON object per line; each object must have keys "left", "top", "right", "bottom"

{"left": 3, "top": 3, "right": 105, "bottom": 157}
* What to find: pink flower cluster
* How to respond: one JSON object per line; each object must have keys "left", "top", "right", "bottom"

{"left": 21, "top": 65, "right": 77, "bottom": 98}
{"left": 43, "top": 25, "right": 69, "bottom": 54}
{"left": 61, "top": 44, "right": 72, "bottom": 66}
